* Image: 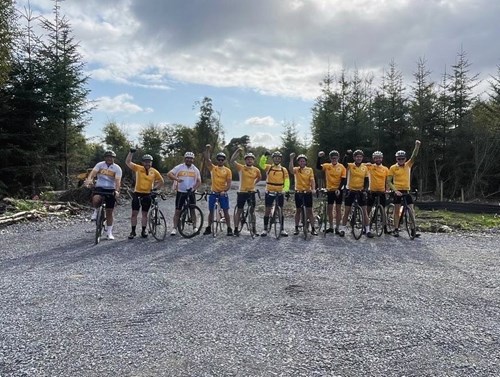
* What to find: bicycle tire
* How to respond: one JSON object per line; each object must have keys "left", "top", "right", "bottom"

{"left": 351, "top": 204, "right": 363, "bottom": 240}
{"left": 178, "top": 205, "right": 203, "bottom": 238}
{"left": 405, "top": 206, "right": 417, "bottom": 240}
{"left": 248, "top": 207, "right": 256, "bottom": 238}
{"left": 273, "top": 206, "right": 282, "bottom": 239}
{"left": 149, "top": 208, "right": 167, "bottom": 241}
{"left": 301, "top": 206, "right": 308, "bottom": 240}
{"left": 94, "top": 206, "right": 106, "bottom": 245}
{"left": 372, "top": 204, "right": 384, "bottom": 237}
{"left": 386, "top": 203, "right": 395, "bottom": 233}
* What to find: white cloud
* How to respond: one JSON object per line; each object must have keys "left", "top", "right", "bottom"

{"left": 95, "top": 94, "right": 154, "bottom": 114}
{"left": 244, "top": 116, "right": 279, "bottom": 128}
{"left": 250, "top": 132, "right": 281, "bottom": 149}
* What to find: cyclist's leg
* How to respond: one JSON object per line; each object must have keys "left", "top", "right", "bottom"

{"left": 293, "top": 193, "right": 301, "bottom": 234}
{"left": 262, "top": 193, "right": 275, "bottom": 235}
{"left": 140, "top": 195, "right": 152, "bottom": 237}
{"left": 393, "top": 197, "right": 402, "bottom": 236}
{"left": 220, "top": 195, "right": 232, "bottom": 234}
{"left": 129, "top": 193, "right": 140, "bottom": 238}
{"left": 204, "top": 193, "right": 216, "bottom": 234}
{"left": 234, "top": 193, "right": 245, "bottom": 234}
{"left": 278, "top": 194, "right": 288, "bottom": 236}
{"left": 305, "top": 193, "right": 317, "bottom": 235}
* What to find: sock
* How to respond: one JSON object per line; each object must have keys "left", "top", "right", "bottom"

{"left": 131, "top": 225, "right": 136, "bottom": 233}
{"left": 264, "top": 216, "right": 269, "bottom": 228}
{"left": 107, "top": 225, "right": 113, "bottom": 234}
{"left": 365, "top": 225, "right": 370, "bottom": 233}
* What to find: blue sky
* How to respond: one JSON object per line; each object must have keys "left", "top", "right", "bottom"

{"left": 16, "top": 0, "right": 500, "bottom": 149}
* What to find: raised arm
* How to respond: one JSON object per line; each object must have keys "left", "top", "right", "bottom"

{"left": 258, "top": 153, "right": 269, "bottom": 170}
{"left": 230, "top": 147, "right": 242, "bottom": 165}
{"left": 316, "top": 151, "right": 325, "bottom": 170}
{"left": 125, "top": 147, "right": 135, "bottom": 170}
{"left": 409, "top": 140, "right": 421, "bottom": 163}
{"left": 204, "top": 144, "right": 214, "bottom": 170}
{"left": 289, "top": 152, "right": 295, "bottom": 173}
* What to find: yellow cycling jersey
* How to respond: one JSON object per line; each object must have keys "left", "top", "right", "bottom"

{"left": 263, "top": 163, "right": 289, "bottom": 192}
{"left": 368, "top": 164, "right": 389, "bottom": 192}
{"left": 235, "top": 162, "right": 261, "bottom": 192}
{"left": 388, "top": 160, "right": 414, "bottom": 191}
{"left": 130, "top": 162, "right": 163, "bottom": 194}
{"left": 321, "top": 163, "right": 346, "bottom": 191}
{"left": 346, "top": 163, "right": 368, "bottom": 191}
{"left": 209, "top": 164, "right": 232, "bottom": 192}
{"left": 292, "top": 166, "right": 315, "bottom": 191}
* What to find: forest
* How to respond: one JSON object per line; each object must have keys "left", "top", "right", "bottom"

{"left": 1, "top": 0, "right": 499, "bottom": 200}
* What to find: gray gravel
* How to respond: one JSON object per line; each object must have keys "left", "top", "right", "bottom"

{"left": 1, "top": 194, "right": 499, "bottom": 377}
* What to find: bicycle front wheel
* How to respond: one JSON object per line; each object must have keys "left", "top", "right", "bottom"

{"left": 273, "top": 206, "right": 283, "bottom": 239}
{"left": 386, "top": 204, "right": 395, "bottom": 234}
{"left": 248, "top": 207, "right": 256, "bottom": 238}
{"left": 178, "top": 206, "right": 203, "bottom": 238}
{"left": 371, "top": 205, "right": 384, "bottom": 237}
{"left": 405, "top": 207, "right": 417, "bottom": 240}
{"left": 301, "top": 206, "right": 308, "bottom": 240}
{"left": 149, "top": 208, "right": 167, "bottom": 241}
{"left": 95, "top": 206, "right": 106, "bottom": 245}
{"left": 351, "top": 205, "right": 363, "bottom": 240}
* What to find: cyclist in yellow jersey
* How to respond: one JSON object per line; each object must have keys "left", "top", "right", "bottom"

{"left": 126, "top": 149, "right": 164, "bottom": 239}
{"left": 203, "top": 144, "right": 233, "bottom": 236}
{"left": 341, "top": 149, "right": 374, "bottom": 238}
{"left": 230, "top": 147, "right": 262, "bottom": 236}
{"left": 366, "top": 151, "right": 390, "bottom": 234}
{"left": 387, "top": 140, "right": 421, "bottom": 237}
{"left": 258, "top": 150, "right": 290, "bottom": 237}
{"left": 316, "top": 150, "right": 347, "bottom": 236}
{"left": 289, "top": 153, "right": 317, "bottom": 235}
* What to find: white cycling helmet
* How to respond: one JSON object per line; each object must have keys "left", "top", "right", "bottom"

{"left": 184, "top": 151, "right": 195, "bottom": 158}
{"left": 296, "top": 154, "right": 307, "bottom": 161}
{"left": 395, "top": 150, "right": 406, "bottom": 158}
{"left": 372, "top": 151, "right": 383, "bottom": 158}
{"left": 244, "top": 152, "right": 255, "bottom": 159}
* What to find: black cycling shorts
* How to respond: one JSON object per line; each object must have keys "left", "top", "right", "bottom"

{"left": 236, "top": 192, "right": 256, "bottom": 210}
{"left": 294, "top": 192, "right": 313, "bottom": 208}
{"left": 368, "top": 191, "right": 387, "bottom": 207}
{"left": 265, "top": 192, "right": 284, "bottom": 208}
{"left": 344, "top": 190, "right": 367, "bottom": 207}
{"left": 132, "top": 192, "right": 152, "bottom": 212}
{"left": 93, "top": 188, "right": 116, "bottom": 209}
{"left": 392, "top": 191, "right": 413, "bottom": 205}
{"left": 175, "top": 191, "right": 196, "bottom": 210}
{"left": 326, "top": 190, "right": 343, "bottom": 205}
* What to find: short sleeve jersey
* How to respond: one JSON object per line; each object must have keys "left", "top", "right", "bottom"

{"left": 388, "top": 160, "right": 414, "bottom": 191}
{"left": 263, "top": 164, "right": 289, "bottom": 192}
{"left": 93, "top": 161, "right": 122, "bottom": 190}
{"left": 367, "top": 164, "right": 389, "bottom": 192}
{"left": 321, "top": 163, "right": 347, "bottom": 191}
{"left": 129, "top": 162, "right": 164, "bottom": 194}
{"left": 292, "top": 166, "right": 315, "bottom": 191}
{"left": 169, "top": 163, "right": 201, "bottom": 192}
{"left": 209, "top": 164, "right": 232, "bottom": 192}
{"left": 235, "top": 162, "right": 261, "bottom": 192}
{"left": 346, "top": 163, "right": 368, "bottom": 191}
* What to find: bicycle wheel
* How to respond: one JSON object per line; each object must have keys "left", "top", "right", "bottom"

{"left": 386, "top": 204, "right": 395, "bottom": 233}
{"left": 273, "top": 206, "right": 283, "bottom": 239}
{"left": 350, "top": 205, "right": 363, "bottom": 240}
{"left": 371, "top": 205, "right": 384, "bottom": 237}
{"left": 301, "top": 206, "right": 308, "bottom": 240}
{"left": 94, "top": 206, "right": 106, "bottom": 244}
{"left": 149, "top": 208, "right": 167, "bottom": 241}
{"left": 248, "top": 207, "right": 257, "bottom": 238}
{"left": 405, "top": 206, "right": 417, "bottom": 240}
{"left": 178, "top": 205, "right": 203, "bottom": 238}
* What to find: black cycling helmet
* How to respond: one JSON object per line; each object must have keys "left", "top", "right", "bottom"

{"left": 142, "top": 154, "right": 153, "bottom": 161}
{"left": 104, "top": 150, "right": 116, "bottom": 157}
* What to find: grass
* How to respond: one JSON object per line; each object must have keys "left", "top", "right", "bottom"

{"left": 416, "top": 209, "right": 500, "bottom": 232}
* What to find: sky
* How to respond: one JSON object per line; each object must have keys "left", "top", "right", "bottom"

{"left": 15, "top": 0, "right": 500, "bottom": 149}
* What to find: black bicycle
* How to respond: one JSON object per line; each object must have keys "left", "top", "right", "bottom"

{"left": 293, "top": 191, "right": 313, "bottom": 240}
{"left": 234, "top": 190, "right": 260, "bottom": 238}
{"left": 347, "top": 190, "right": 365, "bottom": 240}
{"left": 369, "top": 192, "right": 388, "bottom": 237}
{"left": 177, "top": 190, "right": 205, "bottom": 238}
{"left": 93, "top": 191, "right": 115, "bottom": 245}
{"left": 148, "top": 191, "right": 167, "bottom": 241}
{"left": 315, "top": 188, "right": 328, "bottom": 237}
{"left": 386, "top": 190, "right": 418, "bottom": 239}
{"left": 209, "top": 192, "right": 227, "bottom": 237}
{"left": 266, "top": 191, "right": 285, "bottom": 239}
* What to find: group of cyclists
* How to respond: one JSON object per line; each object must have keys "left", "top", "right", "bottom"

{"left": 84, "top": 139, "right": 421, "bottom": 240}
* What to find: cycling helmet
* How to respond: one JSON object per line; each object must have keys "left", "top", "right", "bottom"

{"left": 244, "top": 152, "right": 255, "bottom": 159}
{"left": 296, "top": 154, "right": 307, "bottom": 161}
{"left": 142, "top": 154, "right": 153, "bottom": 161}
{"left": 395, "top": 150, "right": 406, "bottom": 158}
{"left": 271, "top": 151, "right": 282, "bottom": 158}
{"left": 104, "top": 150, "right": 116, "bottom": 157}
{"left": 216, "top": 152, "right": 226, "bottom": 159}
{"left": 184, "top": 151, "right": 195, "bottom": 158}
{"left": 372, "top": 151, "right": 383, "bottom": 158}
{"left": 353, "top": 149, "right": 364, "bottom": 156}
{"left": 329, "top": 150, "right": 340, "bottom": 157}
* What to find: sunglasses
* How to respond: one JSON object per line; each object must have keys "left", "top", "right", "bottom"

{"left": 397, "top": 157, "right": 406, "bottom": 161}
{"left": 217, "top": 158, "right": 225, "bottom": 162}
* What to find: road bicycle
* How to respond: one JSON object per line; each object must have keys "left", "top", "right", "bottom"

{"left": 208, "top": 191, "right": 228, "bottom": 237}
{"left": 315, "top": 188, "right": 328, "bottom": 237}
{"left": 266, "top": 191, "right": 285, "bottom": 239}
{"left": 234, "top": 190, "right": 260, "bottom": 238}
{"left": 368, "top": 192, "right": 388, "bottom": 237}
{"left": 386, "top": 190, "right": 418, "bottom": 239}
{"left": 147, "top": 191, "right": 167, "bottom": 241}
{"left": 293, "top": 191, "right": 314, "bottom": 240}
{"left": 347, "top": 190, "right": 365, "bottom": 240}
{"left": 93, "top": 191, "right": 115, "bottom": 245}
{"left": 177, "top": 190, "right": 204, "bottom": 238}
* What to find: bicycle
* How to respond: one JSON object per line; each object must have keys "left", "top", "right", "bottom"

{"left": 93, "top": 191, "right": 115, "bottom": 245}
{"left": 315, "top": 188, "right": 328, "bottom": 237}
{"left": 293, "top": 191, "right": 314, "bottom": 240}
{"left": 177, "top": 190, "right": 205, "bottom": 238}
{"left": 208, "top": 191, "right": 228, "bottom": 237}
{"left": 266, "top": 191, "right": 285, "bottom": 239}
{"left": 346, "top": 190, "right": 365, "bottom": 240}
{"left": 368, "top": 192, "right": 388, "bottom": 237}
{"left": 386, "top": 190, "right": 418, "bottom": 239}
{"left": 147, "top": 191, "right": 167, "bottom": 241}
{"left": 234, "top": 190, "right": 260, "bottom": 238}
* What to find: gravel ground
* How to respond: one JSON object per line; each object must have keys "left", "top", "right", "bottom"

{"left": 1, "top": 192, "right": 499, "bottom": 377}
